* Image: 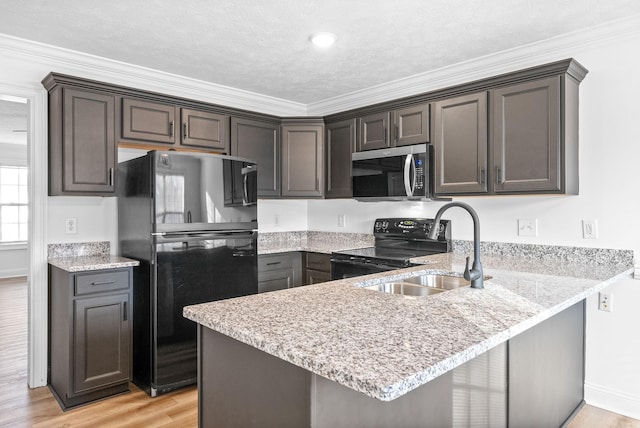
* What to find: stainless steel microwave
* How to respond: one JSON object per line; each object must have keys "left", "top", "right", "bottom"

{"left": 352, "top": 144, "right": 434, "bottom": 201}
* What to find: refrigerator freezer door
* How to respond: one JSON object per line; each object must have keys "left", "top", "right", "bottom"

{"left": 152, "top": 152, "right": 257, "bottom": 233}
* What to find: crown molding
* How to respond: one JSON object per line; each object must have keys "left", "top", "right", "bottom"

{"left": 0, "top": 33, "right": 306, "bottom": 117}
{"left": 307, "top": 14, "right": 640, "bottom": 116}
{"left": 2, "top": 13, "right": 640, "bottom": 118}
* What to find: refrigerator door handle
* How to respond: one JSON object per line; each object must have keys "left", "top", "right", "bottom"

{"left": 152, "top": 230, "right": 258, "bottom": 242}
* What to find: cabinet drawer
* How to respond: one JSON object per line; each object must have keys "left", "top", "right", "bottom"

{"left": 75, "top": 270, "right": 130, "bottom": 296}
{"left": 258, "top": 253, "right": 295, "bottom": 272}
{"left": 305, "top": 252, "right": 331, "bottom": 272}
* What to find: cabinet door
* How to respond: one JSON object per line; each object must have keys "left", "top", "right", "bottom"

{"left": 492, "top": 77, "right": 561, "bottom": 193}
{"left": 121, "top": 98, "right": 177, "bottom": 144}
{"left": 59, "top": 88, "right": 116, "bottom": 194}
{"left": 433, "top": 92, "right": 488, "bottom": 195}
{"left": 357, "top": 112, "right": 390, "bottom": 151}
{"left": 325, "top": 119, "right": 355, "bottom": 198}
{"left": 281, "top": 124, "right": 324, "bottom": 198}
{"left": 258, "top": 268, "right": 294, "bottom": 293}
{"left": 394, "top": 104, "right": 430, "bottom": 147}
{"left": 181, "top": 108, "right": 229, "bottom": 152}
{"left": 304, "top": 269, "right": 331, "bottom": 285}
{"left": 231, "top": 117, "right": 280, "bottom": 197}
{"left": 73, "top": 293, "right": 130, "bottom": 394}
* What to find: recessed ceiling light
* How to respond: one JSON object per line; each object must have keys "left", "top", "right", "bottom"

{"left": 310, "top": 32, "right": 337, "bottom": 48}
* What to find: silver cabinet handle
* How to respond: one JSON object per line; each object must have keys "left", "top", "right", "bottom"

{"left": 169, "top": 121, "right": 174, "bottom": 138}
{"left": 496, "top": 167, "right": 503, "bottom": 184}
{"left": 123, "top": 301, "right": 128, "bottom": 321}
{"left": 109, "top": 167, "right": 114, "bottom": 186}
{"left": 91, "top": 280, "right": 116, "bottom": 286}
{"left": 183, "top": 122, "right": 188, "bottom": 140}
{"left": 479, "top": 168, "right": 485, "bottom": 185}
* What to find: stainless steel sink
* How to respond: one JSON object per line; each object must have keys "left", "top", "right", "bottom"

{"left": 364, "top": 282, "right": 445, "bottom": 297}
{"left": 364, "top": 273, "right": 492, "bottom": 297}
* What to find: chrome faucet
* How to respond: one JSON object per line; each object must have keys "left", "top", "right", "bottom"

{"left": 428, "top": 202, "right": 484, "bottom": 289}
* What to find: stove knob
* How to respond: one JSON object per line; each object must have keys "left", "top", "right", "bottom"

{"left": 375, "top": 221, "right": 381, "bottom": 230}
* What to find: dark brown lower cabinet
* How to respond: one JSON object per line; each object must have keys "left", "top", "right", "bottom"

{"left": 303, "top": 252, "right": 331, "bottom": 285}
{"left": 258, "top": 253, "right": 302, "bottom": 293}
{"left": 49, "top": 266, "right": 132, "bottom": 410}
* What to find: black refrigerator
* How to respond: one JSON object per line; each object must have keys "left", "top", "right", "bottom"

{"left": 117, "top": 151, "right": 258, "bottom": 396}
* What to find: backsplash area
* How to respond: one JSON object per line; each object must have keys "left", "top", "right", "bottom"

{"left": 453, "top": 240, "right": 634, "bottom": 267}
{"left": 48, "top": 241, "right": 110, "bottom": 258}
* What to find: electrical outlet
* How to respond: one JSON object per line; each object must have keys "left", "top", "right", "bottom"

{"left": 582, "top": 220, "right": 598, "bottom": 239}
{"left": 598, "top": 292, "right": 612, "bottom": 312}
{"left": 338, "top": 214, "right": 346, "bottom": 228}
{"left": 65, "top": 218, "right": 77, "bottom": 234}
{"left": 517, "top": 219, "right": 537, "bottom": 237}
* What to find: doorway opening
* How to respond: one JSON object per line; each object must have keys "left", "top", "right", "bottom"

{"left": 0, "top": 94, "right": 29, "bottom": 397}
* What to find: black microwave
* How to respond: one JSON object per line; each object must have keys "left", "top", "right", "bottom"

{"left": 352, "top": 144, "right": 434, "bottom": 201}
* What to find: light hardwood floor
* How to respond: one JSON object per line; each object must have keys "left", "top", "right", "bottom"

{"left": 1, "top": 276, "right": 638, "bottom": 427}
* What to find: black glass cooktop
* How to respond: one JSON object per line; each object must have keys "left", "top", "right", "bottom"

{"left": 331, "top": 246, "right": 442, "bottom": 264}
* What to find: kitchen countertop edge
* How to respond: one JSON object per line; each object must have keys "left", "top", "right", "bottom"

{"left": 48, "top": 255, "right": 140, "bottom": 272}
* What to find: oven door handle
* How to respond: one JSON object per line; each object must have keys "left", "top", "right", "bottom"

{"left": 331, "top": 258, "right": 405, "bottom": 271}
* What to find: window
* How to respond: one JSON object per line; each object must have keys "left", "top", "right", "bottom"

{"left": 0, "top": 165, "right": 28, "bottom": 242}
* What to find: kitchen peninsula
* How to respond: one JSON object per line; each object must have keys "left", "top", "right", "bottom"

{"left": 184, "top": 247, "right": 633, "bottom": 427}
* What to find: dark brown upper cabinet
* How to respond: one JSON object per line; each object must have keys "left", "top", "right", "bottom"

{"left": 325, "top": 119, "right": 355, "bottom": 198}
{"left": 181, "top": 108, "right": 229, "bottom": 151}
{"left": 492, "top": 76, "right": 564, "bottom": 193}
{"left": 121, "top": 98, "right": 230, "bottom": 153}
{"left": 434, "top": 74, "right": 580, "bottom": 196}
{"left": 230, "top": 117, "right": 281, "bottom": 197}
{"left": 433, "top": 92, "right": 488, "bottom": 194}
{"left": 357, "top": 112, "right": 390, "bottom": 151}
{"left": 281, "top": 121, "right": 324, "bottom": 198}
{"left": 121, "top": 98, "right": 176, "bottom": 144}
{"left": 356, "top": 104, "right": 430, "bottom": 151}
{"left": 393, "top": 104, "right": 430, "bottom": 147}
{"left": 47, "top": 86, "right": 116, "bottom": 196}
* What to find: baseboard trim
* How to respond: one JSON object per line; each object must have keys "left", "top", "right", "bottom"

{"left": 584, "top": 382, "right": 640, "bottom": 420}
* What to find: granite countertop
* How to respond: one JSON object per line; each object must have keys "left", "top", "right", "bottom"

{"left": 183, "top": 251, "right": 632, "bottom": 402}
{"left": 48, "top": 255, "right": 140, "bottom": 272}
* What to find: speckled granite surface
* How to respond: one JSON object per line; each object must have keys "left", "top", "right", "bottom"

{"left": 48, "top": 241, "right": 111, "bottom": 258}
{"left": 184, "top": 251, "right": 633, "bottom": 402}
{"left": 258, "top": 231, "right": 374, "bottom": 254}
{"left": 48, "top": 241, "right": 139, "bottom": 272}
{"left": 48, "top": 255, "right": 140, "bottom": 272}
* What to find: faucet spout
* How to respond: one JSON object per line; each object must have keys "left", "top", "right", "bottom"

{"left": 428, "top": 201, "right": 484, "bottom": 289}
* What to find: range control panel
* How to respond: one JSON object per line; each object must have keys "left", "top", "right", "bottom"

{"left": 373, "top": 218, "right": 451, "bottom": 241}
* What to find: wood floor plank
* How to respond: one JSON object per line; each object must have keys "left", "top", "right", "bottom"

{"left": 2, "top": 277, "right": 639, "bottom": 427}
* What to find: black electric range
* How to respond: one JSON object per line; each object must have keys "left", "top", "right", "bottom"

{"left": 331, "top": 218, "right": 452, "bottom": 280}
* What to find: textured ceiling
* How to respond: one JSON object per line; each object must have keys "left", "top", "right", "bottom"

{"left": 1, "top": 1, "right": 640, "bottom": 104}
